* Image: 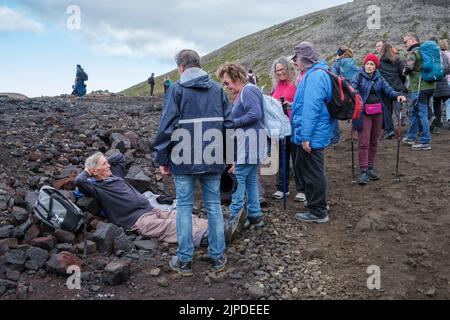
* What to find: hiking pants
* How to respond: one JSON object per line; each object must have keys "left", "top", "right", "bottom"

{"left": 358, "top": 114, "right": 383, "bottom": 171}
{"left": 276, "top": 138, "right": 303, "bottom": 193}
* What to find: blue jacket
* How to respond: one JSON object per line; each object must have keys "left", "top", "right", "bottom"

{"left": 234, "top": 84, "right": 265, "bottom": 164}
{"left": 291, "top": 61, "right": 333, "bottom": 149}
{"left": 331, "top": 57, "right": 359, "bottom": 80}
{"left": 351, "top": 68, "right": 400, "bottom": 132}
{"left": 152, "top": 68, "right": 234, "bottom": 175}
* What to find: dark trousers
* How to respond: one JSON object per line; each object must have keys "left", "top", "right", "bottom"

{"left": 277, "top": 139, "right": 303, "bottom": 193}
{"left": 150, "top": 84, "right": 155, "bottom": 96}
{"left": 433, "top": 96, "right": 450, "bottom": 128}
{"left": 295, "top": 146, "right": 328, "bottom": 218}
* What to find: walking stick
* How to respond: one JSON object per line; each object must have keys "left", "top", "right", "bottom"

{"left": 394, "top": 102, "right": 405, "bottom": 183}
{"left": 350, "top": 126, "right": 356, "bottom": 185}
{"left": 280, "top": 97, "right": 288, "bottom": 209}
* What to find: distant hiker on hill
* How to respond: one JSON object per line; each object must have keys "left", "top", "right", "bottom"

{"left": 163, "top": 75, "right": 173, "bottom": 94}
{"left": 148, "top": 73, "right": 155, "bottom": 96}
{"left": 270, "top": 56, "right": 305, "bottom": 203}
{"left": 290, "top": 41, "right": 332, "bottom": 224}
{"left": 351, "top": 54, "right": 407, "bottom": 185}
{"left": 74, "top": 64, "right": 88, "bottom": 97}
{"left": 246, "top": 69, "right": 258, "bottom": 86}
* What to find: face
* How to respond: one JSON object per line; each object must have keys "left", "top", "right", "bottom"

{"left": 364, "top": 61, "right": 377, "bottom": 75}
{"left": 275, "top": 63, "right": 288, "bottom": 82}
{"left": 376, "top": 42, "right": 384, "bottom": 53}
{"left": 221, "top": 73, "right": 243, "bottom": 95}
{"left": 91, "top": 156, "right": 112, "bottom": 180}
{"left": 293, "top": 56, "right": 306, "bottom": 72}
{"left": 403, "top": 37, "right": 414, "bottom": 49}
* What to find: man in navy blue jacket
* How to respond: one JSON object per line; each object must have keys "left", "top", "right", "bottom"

{"left": 152, "top": 49, "right": 237, "bottom": 276}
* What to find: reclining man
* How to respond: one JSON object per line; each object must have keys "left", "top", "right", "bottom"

{"left": 75, "top": 152, "right": 246, "bottom": 247}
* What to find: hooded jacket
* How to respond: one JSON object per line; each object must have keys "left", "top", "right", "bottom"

{"left": 152, "top": 67, "right": 234, "bottom": 175}
{"left": 378, "top": 57, "right": 408, "bottom": 93}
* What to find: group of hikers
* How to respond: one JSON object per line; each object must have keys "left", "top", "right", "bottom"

{"left": 74, "top": 32, "right": 450, "bottom": 276}
{"left": 148, "top": 73, "right": 174, "bottom": 96}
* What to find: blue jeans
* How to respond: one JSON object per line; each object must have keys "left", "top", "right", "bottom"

{"left": 173, "top": 174, "right": 225, "bottom": 263}
{"left": 230, "top": 164, "right": 262, "bottom": 220}
{"left": 407, "top": 91, "right": 432, "bottom": 144}
{"left": 446, "top": 98, "right": 450, "bottom": 122}
{"left": 330, "top": 119, "right": 340, "bottom": 144}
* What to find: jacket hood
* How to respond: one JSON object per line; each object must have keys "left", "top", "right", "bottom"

{"left": 180, "top": 67, "right": 212, "bottom": 89}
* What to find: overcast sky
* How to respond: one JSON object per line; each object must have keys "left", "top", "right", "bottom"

{"left": 0, "top": 0, "right": 350, "bottom": 97}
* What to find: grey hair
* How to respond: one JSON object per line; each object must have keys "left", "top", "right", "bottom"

{"left": 270, "top": 57, "right": 297, "bottom": 88}
{"left": 403, "top": 32, "right": 419, "bottom": 43}
{"left": 175, "top": 49, "right": 201, "bottom": 69}
{"left": 85, "top": 152, "right": 105, "bottom": 171}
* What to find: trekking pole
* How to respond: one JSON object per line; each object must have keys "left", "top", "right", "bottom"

{"left": 350, "top": 127, "right": 356, "bottom": 185}
{"left": 280, "top": 97, "right": 288, "bottom": 209}
{"left": 394, "top": 102, "right": 405, "bottom": 183}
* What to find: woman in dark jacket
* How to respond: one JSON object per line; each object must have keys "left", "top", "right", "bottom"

{"left": 352, "top": 54, "right": 407, "bottom": 185}
{"left": 378, "top": 43, "right": 408, "bottom": 135}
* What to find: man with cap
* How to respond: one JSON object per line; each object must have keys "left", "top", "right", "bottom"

{"left": 290, "top": 42, "right": 332, "bottom": 224}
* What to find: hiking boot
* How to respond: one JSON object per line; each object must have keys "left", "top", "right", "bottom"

{"left": 411, "top": 143, "right": 431, "bottom": 151}
{"left": 294, "top": 212, "right": 329, "bottom": 224}
{"left": 367, "top": 167, "right": 380, "bottom": 181}
{"left": 402, "top": 137, "right": 415, "bottom": 145}
{"left": 433, "top": 127, "right": 440, "bottom": 134}
{"left": 383, "top": 131, "right": 395, "bottom": 140}
{"left": 227, "top": 208, "right": 247, "bottom": 243}
{"left": 358, "top": 171, "right": 369, "bottom": 185}
{"left": 273, "top": 191, "right": 289, "bottom": 199}
{"left": 294, "top": 192, "right": 306, "bottom": 202}
{"left": 210, "top": 254, "right": 227, "bottom": 272}
{"left": 169, "top": 256, "right": 193, "bottom": 277}
{"left": 244, "top": 216, "right": 264, "bottom": 229}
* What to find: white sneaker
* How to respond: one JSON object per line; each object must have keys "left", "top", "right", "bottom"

{"left": 294, "top": 193, "right": 306, "bottom": 202}
{"left": 273, "top": 191, "right": 289, "bottom": 199}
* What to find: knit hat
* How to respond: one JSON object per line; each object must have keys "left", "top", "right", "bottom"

{"left": 292, "top": 42, "right": 319, "bottom": 69}
{"left": 363, "top": 54, "right": 380, "bottom": 69}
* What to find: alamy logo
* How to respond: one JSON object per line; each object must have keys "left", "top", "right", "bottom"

{"left": 367, "top": 5, "right": 381, "bottom": 30}
{"left": 66, "top": 5, "right": 81, "bottom": 30}
{"left": 367, "top": 265, "right": 381, "bottom": 290}
{"left": 66, "top": 265, "right": 81, "bottom": 290}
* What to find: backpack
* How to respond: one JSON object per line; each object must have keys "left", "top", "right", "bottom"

{"left": 240, "top": 85, "right": 291, "bottom": 139}
{"left": 338, "top": 59, "right": 359, "bottom": 81}
{"left": 34, "top": 186, "right": 88, "bottom": 257}
{"left": 419, "top": 40, "right": 444, "bottom": 82}
{"left": 311, "top": 69, "right": 363, "bottom": 121}
{"left": 247, "top": 74, "right": 256, "bottom": 85}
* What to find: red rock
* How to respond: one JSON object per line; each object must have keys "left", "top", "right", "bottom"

{"left": 46, "top": 251, "right": 82, "bottom": 275}
{"left": 31, "top": 236, "right": 55, "bottom": 251}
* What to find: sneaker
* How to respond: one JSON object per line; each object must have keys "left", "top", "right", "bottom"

{"left": 294, "top": 192, "right": 306, "bottom": 202}
{"left": 244, "top": 216, "right": 265, "bottom": 229}
{"left": 294, "top": 212, "right": 329, "bottom": 224}
{"left": 433, "top": 127, "right": 440, "bottom": 134}
{"left": 169, "top": 256, "right": 193, "bottom": 277}
{"left": 402, "top": 137, "right": 415, "bottom": 145}
{"left": 273, "top": 190, "right": 289, "bottom": 199}
{"left": 358, "top": 171, "right": 369, "bottom": 185}
{"left": 367, "top": 167, "right": 380, "bottom": 181}
{"left": 383, "top": 131, "right": 395, "bottom": 140}
{"left": 411, "top": 143, "right": 431, "bottom": 151}
{"left": 210, "top": 254, "right": 227, "bottom": 272}
{"left": 429, "top": 116, "right": 437, "bottom": 131}
{"left": 227, "top": 208, "right": 248, "bottom": 243}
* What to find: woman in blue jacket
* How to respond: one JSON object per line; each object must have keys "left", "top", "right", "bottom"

{"left": 352, "top": 54, "right": 407, "bottom": 185}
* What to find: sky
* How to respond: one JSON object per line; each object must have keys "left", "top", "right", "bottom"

{"left": 0, "top": 0, "right": 350, "bottom": 97}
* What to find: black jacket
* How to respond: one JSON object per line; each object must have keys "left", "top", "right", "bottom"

{"left": 378, "top": 57, "right": 408, "bottom": 94}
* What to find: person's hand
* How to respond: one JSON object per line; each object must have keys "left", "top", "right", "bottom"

{"left": 228, "top": 164, "right": 235, "bottom": 174}
{"left": 283, "top": 101, "right": 292, "bottom": 108}
{"left": 397, "top": 96, "right": 407, "bottom": 103}
{"left": 160, "top": 165, "right": 170, "bottom": 176}
{"left": 302, "top": 141, "right": 311, "bottom": 154}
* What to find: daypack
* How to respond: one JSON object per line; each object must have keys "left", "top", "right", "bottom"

{"left": 338, "top": 58, "right": 359, "bottom": 81}
{"left": 81, "top": 71, "right": 89, "bottom": 81}
{"left": 240, "top": 84, "right": 291, "bottom": 139}
{"left": 247, "top": 74, "right": 257, "bottom": 85}
{"left": 310, "top": 69, "right": 363, "bottom": 121}
{"left": 419, "top": 41, "right": 444, "bottom": 82}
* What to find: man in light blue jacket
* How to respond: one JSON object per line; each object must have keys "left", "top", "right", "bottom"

{"left": 291, "top": 42, "right": 332, "bottom": 224}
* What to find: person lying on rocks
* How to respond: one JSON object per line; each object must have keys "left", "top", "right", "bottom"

{"left": 74, "top": 152, "right": 246, "bottom": 247}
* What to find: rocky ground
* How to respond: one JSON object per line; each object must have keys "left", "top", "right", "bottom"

{"left": 1, "top": 94, "right": 449, "bottom": 300}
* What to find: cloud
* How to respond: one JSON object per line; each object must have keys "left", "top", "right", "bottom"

{"left": 14, "top": 0, "right": 350, "bottom": 58}
{"left": 0, "top": 6, "right": 44, "bottom": 33}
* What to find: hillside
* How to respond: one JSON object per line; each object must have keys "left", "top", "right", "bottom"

{"left": 121, "top": 0, "right": 450, "bottom": 96}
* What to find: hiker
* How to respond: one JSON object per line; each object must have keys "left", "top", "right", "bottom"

{"left": 246, "top": 69, "right": 258, "bottom": 86}
{"left": 163, "top": 75, "right": 173, "bottom": 94}
{"left": 431, "top": 39, "right": 450, "bottom": 134}
{"left": 217, "top": 62, "right": 265, "bottom": 229}
{"left": 401, "top": 33, "right": 438, "bottom": 150}
{"left": 148, "top": 73, "right": 155, "bottom": 96}
{"left": 330, "top": 46, "right": 359, "bottom": 145}
{"left": 290, "top": 41, "right": 332, "bottom": 224}
{"left": 351, "top": 54, "right": 407, "bottom": 185}
{"left": 270, "top": 56, "right": 305, "bottom": 202}
{"left": 74, "top": 64, "right": 88, "bottom": 97}
{"left": 152, "top": 49, "right": 235, "bottom": 276}
{"left": 375, "top": 40, "right": 385, "bottom": 55}
{"left": 74, "top": 152, "right": 243, "bottom": 248}
{"left": 378, "top": 42, "right": 408, "bottom": 135}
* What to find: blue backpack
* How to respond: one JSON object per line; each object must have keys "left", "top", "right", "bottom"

{"left": 419, "top": 41, "right": 444, "bottom": 82}
{"left": 338, "top": 58, "right": 359, "bottom": 81}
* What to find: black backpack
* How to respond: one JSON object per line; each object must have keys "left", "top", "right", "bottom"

{"left": 314, "top": 68, "right": 363, "bottom": 121}
{"left": 247, "top": 74, "right": 256, "bottom": 85}
{"left": 33, "top": 186, "right": 88, "bottom": 257}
